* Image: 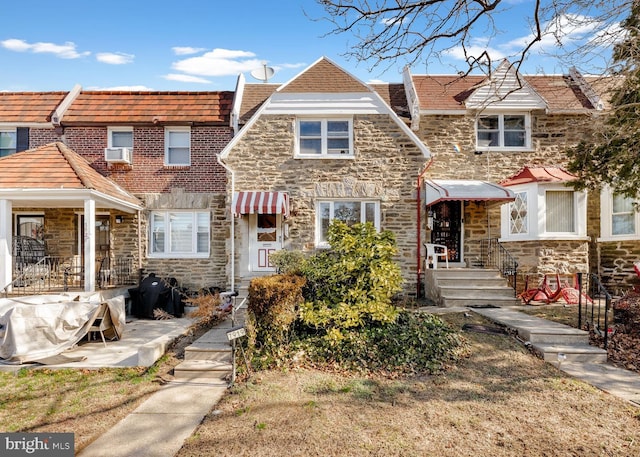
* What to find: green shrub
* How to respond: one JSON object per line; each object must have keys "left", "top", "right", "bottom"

{"left": 246, "top": 274, "right": 306, "bottom": 368}
{"left": 299, "top": 221, "right": 403, "bottom": 332}
{"left": 269, "top": 250, "right": 308, "bottom": 275}
{"left": 295, "top": 311, "right": 468, "bottom": 375}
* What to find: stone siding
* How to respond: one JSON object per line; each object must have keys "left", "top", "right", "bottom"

{"left": 419, "top": 112, "right": 596, "bottom": 277}
{"left": 138, "top": 190, "right": 228, "bottom": 291}
{"left": 225, "top": 114, "right": 429, "bottom": 296}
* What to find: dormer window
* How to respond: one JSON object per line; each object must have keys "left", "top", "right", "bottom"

{"left": 296, "top": 118, "right": 353, "bottom": 158}
{"left": 476, "top": 113, "right": 530, "bottom": 150}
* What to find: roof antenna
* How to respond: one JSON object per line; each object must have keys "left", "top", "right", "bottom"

{"left": 250, "top": 61, "right": 275, "bottom": 83}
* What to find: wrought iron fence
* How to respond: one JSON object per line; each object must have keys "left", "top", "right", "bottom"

{"left": 3, "top": 256, "right": 136, "bottom": 297}
{"left": 576, "top": 272, "right": 613, "bottom": 349}
{"left": 479, "top": 238, "right": 519, "bottom": 294}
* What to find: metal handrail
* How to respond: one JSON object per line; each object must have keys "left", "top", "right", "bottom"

{"left": 480, "top": 238, "right": 519, "bottom": 295}
{"left": 2, "top": 256, "right": 51, "bottom": 297}
{"left": 577, "top": 273, "right": 612, "bottom": 349}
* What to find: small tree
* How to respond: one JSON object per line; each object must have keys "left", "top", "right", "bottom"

{"left": 299, "top": 220, "right": 403, "bottom": 333}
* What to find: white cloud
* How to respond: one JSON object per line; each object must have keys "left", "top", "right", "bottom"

{"left": 443, "top": 38, "right": 507, "bottom": 63}
{"left": 171, "top": 48, "right": 263, "bottom": 77}
{"left": 96, "top": 52, "right": 134, "bottom": 65}
{"left": 163, "top": 73, "right": 212, "bottom": 83}
{"left": 0, "top": 38, "right": 89, "bottom": 59}
{"left": 275, "top": 62, "right": 307, "bottom": 70}
{"left": 86, "top": 85, "right": 154, "bottom": 91}
{"left": 380, "top": 16, "right": 404, "bottom": 26}
{"left": 172, "top": 46, "right": 206, "bottom": 55}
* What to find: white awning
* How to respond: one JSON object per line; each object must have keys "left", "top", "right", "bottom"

{"left": 425, "top": 180, "right": 515, "bottom": 206}
{"left": 232, "top": 191, "right": 289, "bottom": 217}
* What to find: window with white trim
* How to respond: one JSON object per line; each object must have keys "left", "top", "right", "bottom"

{"left": 164, "top": 127, "right": 191, "bottom": 166}
{"left": 546, "top": 190, "right": 574, "bottom": 233}
{"left": 599, "top": 187, "right": 640, "bottom": 240}
{"left": 297, "top": 118, "right": 353, "bottom": 157}
{"left": 476, "top": 114, "right": 529, "bottom": 150}
{"left": 500, "top": 183, "right": 586, "bottom": 241}
{"left": 108, "top": 127, "right": 133, "bottom": 150}
{"left": 316, "top": 200, "right": 379, "bottom": 246}
{"left": 509, "top": 192, "right": 528, "bottom": 235}
{"left": 0, "top": 129, "right": 17, "bottom": 157}
{"left": 149, "top": 211, "right": 209, "bottom": 257}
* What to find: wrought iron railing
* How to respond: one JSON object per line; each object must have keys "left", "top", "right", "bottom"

{"left": 479, "top": 238, "right": 519, "bottom": 295}
{"left": 576, "top": 272, "right": 613, "bottom": 350}
{"left": 3, "top": 256, "right": 136, "bottom": 297}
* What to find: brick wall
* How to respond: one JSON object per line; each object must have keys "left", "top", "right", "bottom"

{"left": 63, "top": 126, "right": 231, "bottom": 193}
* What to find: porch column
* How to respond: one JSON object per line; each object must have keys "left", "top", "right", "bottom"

{"left": 0, "top": 199, "right": 12, "bottom": 292}
{"left": 84, "top": 199, "right": 96, "bottom": 292}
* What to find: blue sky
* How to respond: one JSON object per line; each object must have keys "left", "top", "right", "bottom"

{"left": 0, "top": 0, "right": 622, "bottom": 92}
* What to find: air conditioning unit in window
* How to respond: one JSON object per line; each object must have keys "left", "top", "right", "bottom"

{"left": 104, "top": 147, "right": 132, "bottom": 164}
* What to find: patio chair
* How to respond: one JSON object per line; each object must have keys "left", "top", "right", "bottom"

{"left": 424, "top": 243, "right": 449, "bottom": 269}
{"left": 558, "top": 273, "right": 593, "bottom": 305}
{"left": 518, "top": 274, "right": 562, "bottom": 305}
{"left": 87, "top": 302, "right": 114, "bottom": 347}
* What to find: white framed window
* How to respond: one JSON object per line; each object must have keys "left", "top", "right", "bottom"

{"left": 545, "top": 190, "right": 574, "bottom": 233}
{"left": 149, "top": 211, "right": 209, "bottom": 258}
{"left": 296, "top": 118, "right": 353, "bottom": 157}
{"left": 164, "top": 127, "right": 191, "bottom": 166}
{"left": 476, "top": 113, "right": 530, "bottom": 150}
{"left": 500, "top": 183, "right": 586, "bottom": 241}
{"left": 316, "top": 200, "right": 379, "bottom": 246}
{"left": 107, "top": 127, "right": 133, "bottom": 150}
{"left": 509, "top": 192, "right": 528, "bottom": 235}
{"left": 0, "top": 128, "right": 17, "bottom": 157}
{"left": 599, "top": 187, "right": 640, "bottom": 241}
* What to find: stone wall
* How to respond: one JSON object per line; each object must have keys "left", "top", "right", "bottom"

{"left": 225, "top": 114, "right": 429, "bottom": 296}
{"left": 419, "top": 111, "right": 596, "bottom": 277}
{"left": 138, "top": 190, "right": 228, "bottom": 291}
{"left": 500, "top": 240, "right": 589, "bottom": 295}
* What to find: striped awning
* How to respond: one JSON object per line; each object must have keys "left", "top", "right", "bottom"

{"left": 425, "top": 179, "right": 515, "bottom": 206}
{"left": 232, "top": 191, "right": 289, "bottom": 217}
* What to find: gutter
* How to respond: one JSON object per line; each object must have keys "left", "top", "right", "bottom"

{"left": 416, "top": 158, "right": 434, "bottom": 298}
{"left": 217, "top": 153, "right": 235, "bottom": 293}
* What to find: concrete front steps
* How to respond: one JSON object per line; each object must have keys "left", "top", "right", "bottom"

{"left": 472, "top": 307, "right": 608, "bottom": 364}
{"left": 173, "top": 293, "right": 248, "bottom": 384}
{"left": 425, "top": 268, "right": 520, "bottom": 307}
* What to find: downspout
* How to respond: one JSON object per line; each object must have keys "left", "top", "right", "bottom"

{"left": 217, "top": 154, "right": 235, "bottom": 293}
{"left": 416, "top": 158, "right": 434, "bottom": 298}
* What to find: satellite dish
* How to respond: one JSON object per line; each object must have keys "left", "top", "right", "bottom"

{"left": 250, "top": 62, "right": 275, "bottom": 83}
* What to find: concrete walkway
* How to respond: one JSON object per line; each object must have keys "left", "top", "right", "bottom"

{"left": 77, "top": 320, "right": 232, "bottom": 457}
{"left": 472, "top": 306, "right": 640, "bottom": 407}
{"left": 79, "top": 305, "right": 640, "bottom": 457}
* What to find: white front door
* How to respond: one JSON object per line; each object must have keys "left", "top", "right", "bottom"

{"left": 249, "top": 213, "right": 282, "bottom": 272}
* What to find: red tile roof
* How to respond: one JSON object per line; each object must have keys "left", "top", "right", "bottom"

{"left": 0, "top": 142, "right": 141, "bottom": 206}
{"left": 410, "top": 73, "right": 614, "bottom": 112}
{"left": 500, "top": 166, "right": 577, "bottom": 186}
{"left": 0, "top": 92, "right": 68, "bottom": 123}
{"left": 61, "top": 91, "right": 234, "bottom": 125}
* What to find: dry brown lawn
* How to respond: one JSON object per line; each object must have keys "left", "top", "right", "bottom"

{"left": 176, "top": 312, "right": 640, "bottom": 457}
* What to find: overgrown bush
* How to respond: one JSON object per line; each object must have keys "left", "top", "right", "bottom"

{"left": 269, "top": 249, "right": 308, "bottom": 275}
{"left": 246, "top": 220, "right": 467, "bottom": 376}
{"left": 246, "top": 274, "right": 306, "bottom": 368}
{"left": 299, "top": 221, "right": 402, "bottom": 333}
{"left": 296, "top": 310, "right": 468, "bottom": 375}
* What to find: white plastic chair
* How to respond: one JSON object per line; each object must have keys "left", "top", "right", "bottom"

{"left": 425, "top": 243, "right": 449, "bottom": 269}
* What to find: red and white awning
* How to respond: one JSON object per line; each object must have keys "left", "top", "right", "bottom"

{"left": 425, "top": 180, "right": 515, "bottom": 206}
{"left": 232, "top": 191, "right": 289, "bottom": 217}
